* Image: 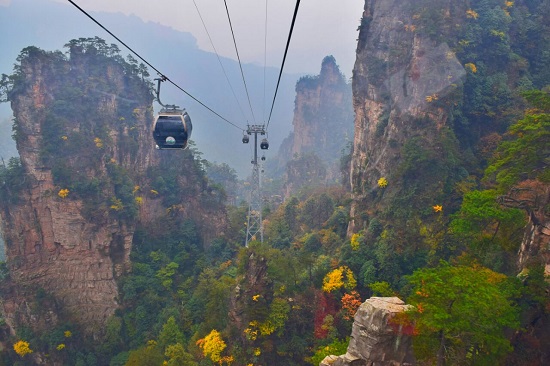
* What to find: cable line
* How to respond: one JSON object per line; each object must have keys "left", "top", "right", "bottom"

{"left": 266, "top": 0, "right": 301, "bottom": 130}
{"left": 191, "top": 0, "right": 248, "bottom": 123}
{"left": 223, "top": 0, "right": 257, "bottom": 124}
{"left": 263, "top": 0, "right": 269, "bottom": 122}
{"left": 66, "top": 0, "right": 244, "bottom": 131}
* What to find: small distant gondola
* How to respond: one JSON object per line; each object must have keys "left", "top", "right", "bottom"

{"left": 260, "top": 138, "right": 269, "bottom": 150}
{"left": 153, "top": 77, "right": 192, "bottom": 150}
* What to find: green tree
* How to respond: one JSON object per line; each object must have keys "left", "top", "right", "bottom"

{"left": 484, "top": 89, "right": 550, "bottom": 190}
{"left": 158, "top": 316, "right": 184, "bottom": 350}
{"left": 125, "top": 341, "right": 164, "bottom": 366}
{"left": 156, "top": 262, "right": 179, "bottom": 290}
{"left": 283, "top": 196, "right": 300, "bottom": 234}
{"left": 0, "top": 117, "right": 17, "bottom": 160}
{"left": 205, "top": 162, "right": 239, "bottom": 199}
{"left": 300, "top": 193, "right": 334, "bottom": 230}
{"left": 0, "top": 157, "right": 27, "bottom": 205}
{"left": 264, "top": 211, "right": 293, "bottom": 249}
{"left": 309, "top": 337, "right": 349, "bottom": 366}
{"left": 407, "top": 261, "right": 520, "bottom": 365}
{"left": 165, "top": 343, "right": 197, "bottom": 366}
{"left": 450, "top": 189, "right": 525, "bottom": 271}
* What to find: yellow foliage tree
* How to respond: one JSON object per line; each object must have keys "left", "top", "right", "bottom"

{"left": 465, "top": 63, "right": 477, "bottom": 73}
{"left": 322, "top": 266, "right": 357, "bottom": 293}
{"left": 350, "top": 233, "right": 362, "bottom": 251}
{"left": 344, "top": 267, "right": 357, "bottom": 290}
{"left": 432, "top": 205, "right": 443, "bottom": 212}
{"left": 110, "top": 197, "right": 124, "bottom": 211}
{"left": 196, "top": 329, "right": 231, "bottom": 364}
{"left": 323, "top": 268, "right": 344, "bottom": 292}
{"left": 58, "top": 188, "right": 69, "bottom": 198}
{"left": 377, "top": 177, "right": 388, "bottom": 188}
{"left": 13, "top": 340, "right": 32, "bottom": 357}
{"left": 466, "top": 9, "right": 479, "bottom": 19}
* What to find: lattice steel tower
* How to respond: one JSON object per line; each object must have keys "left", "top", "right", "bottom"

{"left": 242, "top": 125, "right": 269, "bottom": 246}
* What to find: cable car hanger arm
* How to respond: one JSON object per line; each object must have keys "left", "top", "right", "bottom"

{"left": 155, "top": 76, "right": 179, "bottom": 110}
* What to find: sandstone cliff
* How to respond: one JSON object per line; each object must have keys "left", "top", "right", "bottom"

{"left": 348, "top": 0, "right": 550, "bottom": 362}
{"left": 273, "top": 56, "right": 354, "bottom": 196}
{"left": 321, "top": 297, "right": 414, "bottom": 366}
{"left": 497, "top": 181, "right": 550, "bottom": 276}
{"left": 0, "top": 40, "right": 226, "bottom": 338}
{"left": 348, "top": 0, "right": 468, "bottom": 235}
{"left": 348, "top": 0, "right": 549, "bottom": 270}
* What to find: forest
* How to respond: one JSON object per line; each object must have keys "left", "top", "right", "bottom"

{"left": 0, "top": 0, "right": 549, "bottom": 365}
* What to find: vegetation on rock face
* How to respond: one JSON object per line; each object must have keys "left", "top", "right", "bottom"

{"left": 1, "top": 37, "right": 154, "bottom": 227}
{"left": 351, "top": 0, "right": 550, "bottom": 363}
{"left": 484, "top": 89, "right": 550, "bottom": 190}
{"left": 0, "top": 1, "right": 549, "bottom": 364}
{"left": 0, "top": 37, "right": 227, "bottom": 365}
{"left": 0, "top": 157, "right": 27, "bottom": 205}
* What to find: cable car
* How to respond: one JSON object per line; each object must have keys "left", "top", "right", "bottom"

{"left": 260, "top": 138, "right": 269, "bottom": 150}
{"left": 153, "top": 108, "right": 192, "bottom": 149}
{"left": 153, "top": 76, "right": 192, "bottom": 149}
{"left": 242, "top": 134, "right": 249, "bottom": 143}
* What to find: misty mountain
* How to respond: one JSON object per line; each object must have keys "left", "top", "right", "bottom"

{"left": 1, "top": 0, "right": 300, "bottom": 177}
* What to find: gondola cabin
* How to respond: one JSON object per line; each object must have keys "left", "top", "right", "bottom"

{"left": 153, "top": 108, "right": 192, "bottom": 149}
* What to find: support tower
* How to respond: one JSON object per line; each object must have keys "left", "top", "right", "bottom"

{"left": 243, "top": 125, "right": 268, "bottom": 246}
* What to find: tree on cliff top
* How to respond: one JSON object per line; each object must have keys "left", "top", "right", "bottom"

{"left": 407, "top": 260, "right": 520, "bottom": 366}
{"left": 484, "top": 89, "right": 550, "bottom": 191}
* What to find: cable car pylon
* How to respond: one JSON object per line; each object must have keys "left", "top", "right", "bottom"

{"left": 242, "top": 124, "right": 268, "bottom": 246}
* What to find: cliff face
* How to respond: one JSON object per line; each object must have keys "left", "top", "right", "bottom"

{"left": 348, "top": 0, "right": 550, "bottom": 361}
{"left": 0, "top": 41, "right": 226, "bottom": 336}
{"left": 273, "top": 56, "right": 354, "bottom": 196}
{"left": 349, "top": 0, "right": 549, "bottom": 269}
{"left": 499, "top": 180, "right": 550, "bottom": 276}
{"left": 349, "top": 0, "right": 467, "bottom": 233}
{"left": 0, "top": 46, "right": 150, "bottom": 333}
{"left": 289, "top": 56, "right": 353, "bottom": 160}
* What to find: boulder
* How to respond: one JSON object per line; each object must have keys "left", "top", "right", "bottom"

{"left": 327, "top": 297, "right": 415, "bottom": 366}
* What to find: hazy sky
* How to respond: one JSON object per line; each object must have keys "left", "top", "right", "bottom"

{"left": 46, "top": 0, "right": 364, "bottom": 76}
{"left": 0, "top": 0, "right": 365, "bottom": 173}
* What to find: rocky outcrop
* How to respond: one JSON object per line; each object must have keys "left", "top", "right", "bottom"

{"left": 322, "top": 297, "right": 414, "bottom": 366}
{"left": 498, "top": 181, "right": 550, "bottom": 275}
{"left": 347, "top": 0, "right": 550, "bottom": 361}
{"left": 0, "top": 41, "right": 227, "bottom": 337}
{"left": 0, "top": 46, "right": 151, "bottom": 335}
{"left": 228, "top": 251, "right": 273, "bottom": 343}
{"left": 288, "top": 56, "right": 353, "bottom": 160}
{"left": 273, "top": 56, "right": 353, "bottom": 196}
{"left": 348, "top": 0, "right": 466, "bottom": 233}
